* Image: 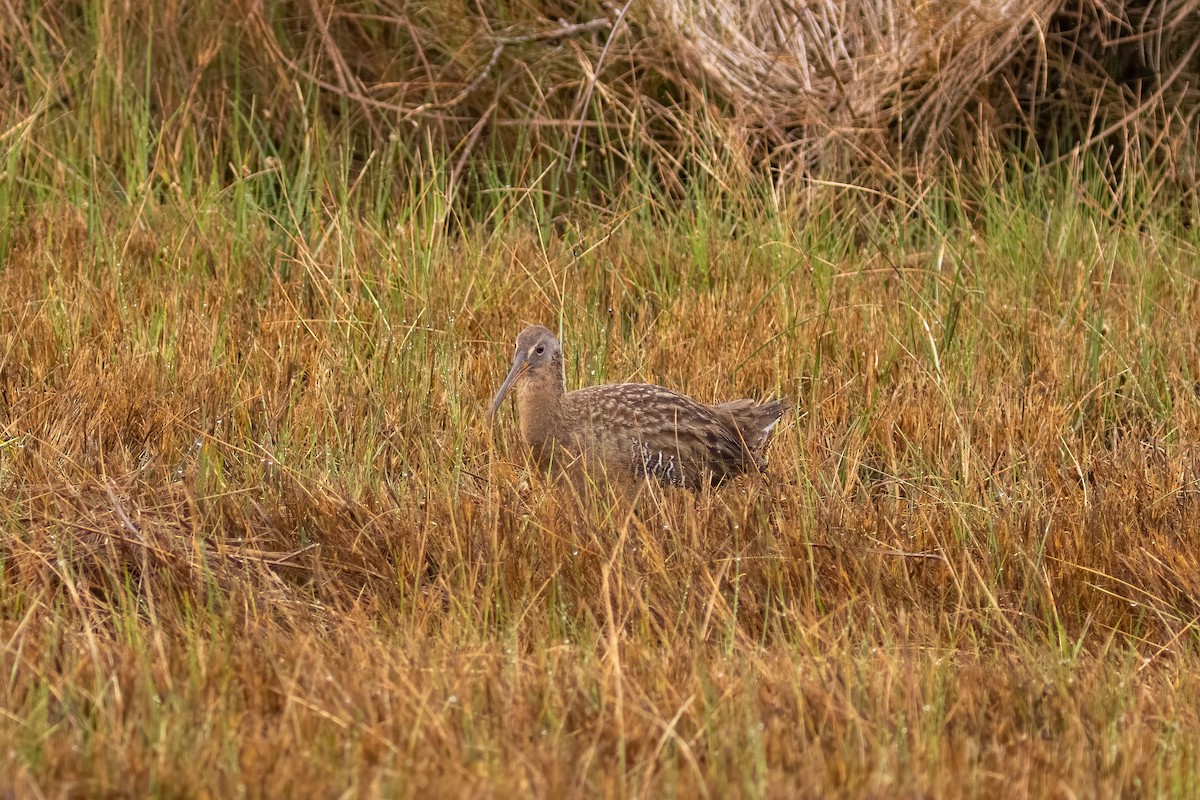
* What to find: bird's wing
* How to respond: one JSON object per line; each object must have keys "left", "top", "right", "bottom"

{"left": 568, "top": 384, "right": 753, "bottom": 487}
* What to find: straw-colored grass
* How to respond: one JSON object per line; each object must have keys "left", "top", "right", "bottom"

{"left": 3, "top": 0, "right": 1198, "bottom": 196}
{"left": 3, "top": 0, "right": 1200, "bottom": 797}
{"left": 4, "top": 162, "right": 1200, "bottom": 795}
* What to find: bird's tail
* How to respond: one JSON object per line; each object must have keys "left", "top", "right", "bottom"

{"left": 715, "top": 398, "right": 789, "bottom": 453}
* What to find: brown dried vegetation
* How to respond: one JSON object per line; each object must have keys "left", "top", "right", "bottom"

{"left": 3, "top": 0, "right": 1200, "bottom": 797}
{"left": 3, "top": 186, "right": 1200, "bottom": 796}
{"left": 4, "top": 0, "right": 1199, "bottom": 193}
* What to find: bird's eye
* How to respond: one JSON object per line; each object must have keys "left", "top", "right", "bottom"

{"left": 536, "top": 344, "right": 545, "bottom": 355}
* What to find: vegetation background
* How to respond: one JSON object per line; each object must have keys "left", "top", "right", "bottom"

{"left": 2, "top": 0, "right": 1200, "bottom": 796}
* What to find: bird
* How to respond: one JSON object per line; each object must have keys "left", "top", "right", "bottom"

{"left": 488, "top": 325, "right": 788, "bottom": 491}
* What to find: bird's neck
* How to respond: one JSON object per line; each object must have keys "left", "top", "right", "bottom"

{"left": 517, "top": 365, "right": 565, "bottom": 452}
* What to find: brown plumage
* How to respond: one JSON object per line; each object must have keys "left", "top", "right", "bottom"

{"left": 488, "top": 325, "right": 788, "bottom": 490}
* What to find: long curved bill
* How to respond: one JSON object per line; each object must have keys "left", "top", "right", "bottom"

{"left": 488, "top": 354, "right": 528, "bottom": 420}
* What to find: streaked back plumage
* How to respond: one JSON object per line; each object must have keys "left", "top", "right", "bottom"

{"left": 490, "top": 326, "right": 788, "bottom": 491}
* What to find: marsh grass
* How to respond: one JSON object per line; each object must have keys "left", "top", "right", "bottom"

{"left": 3, "top": 139, "right": 1200, "bottom": 796}
{"left": 4, "top": 2, "right": 1200, "bottom": 796}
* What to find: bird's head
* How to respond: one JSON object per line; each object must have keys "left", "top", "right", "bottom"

{"left": 488, "top": 325, "right": 562, "bottom": 419}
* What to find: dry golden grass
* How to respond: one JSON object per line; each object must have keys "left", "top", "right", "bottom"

{"left": 2, "top": 170, "right": 1200, "bottom": 796}
{"left": 2, "top": 1, "right": 1200, "bottom": 795}
{"left": 4, "top": 0, "right": 1198, "bottom": 200}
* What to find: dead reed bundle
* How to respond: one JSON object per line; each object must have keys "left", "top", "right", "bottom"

{"left": 648, "top": 0, "right": 1200, "bottom": 174}
{"left": 3, "top": 0, "right": 1197, "bottom": 195}
{"left": 648, "top": 0, "right": 1057, "bottom": 159}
